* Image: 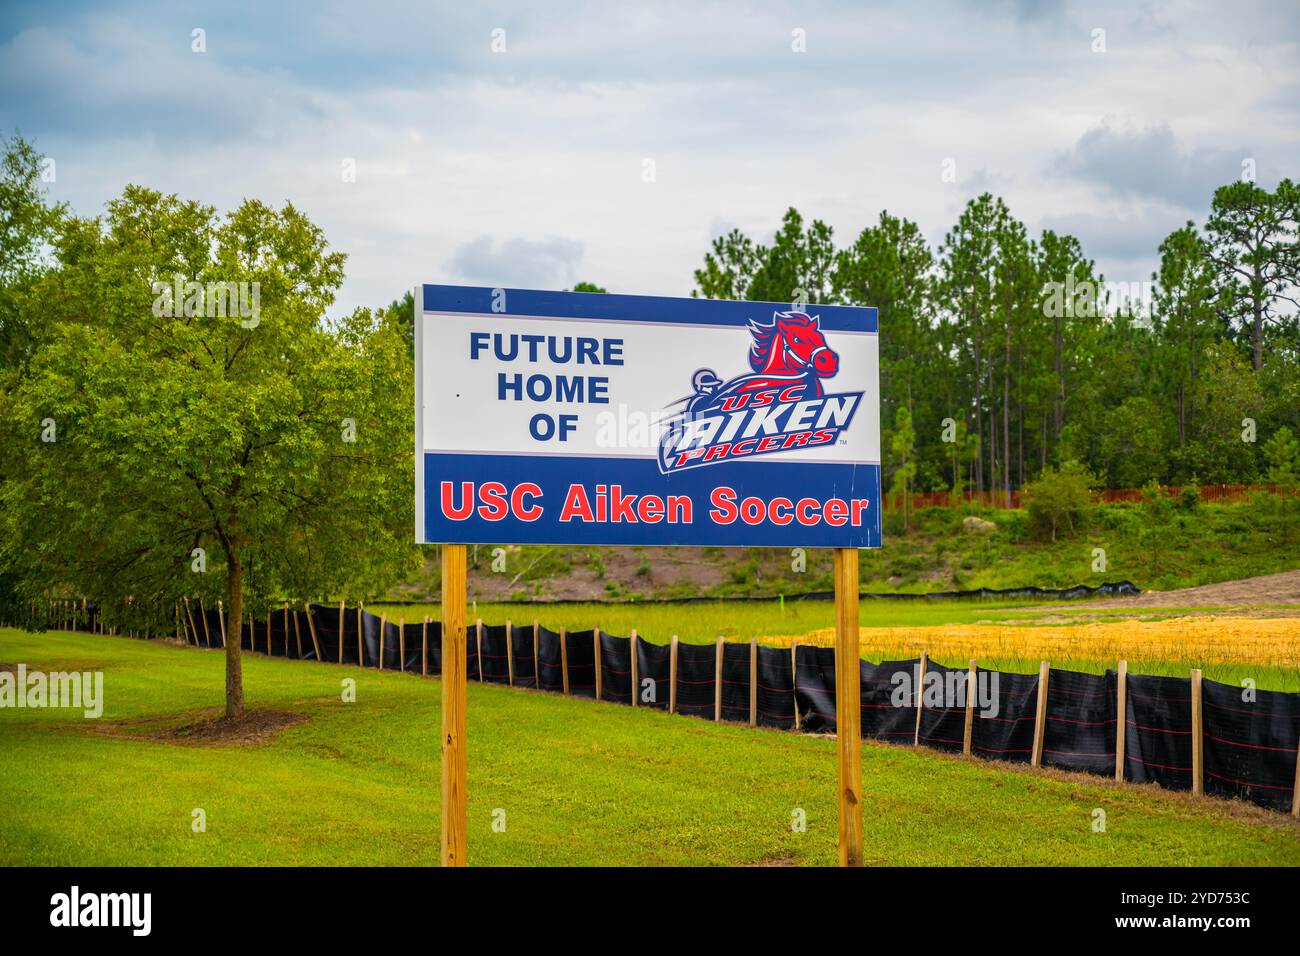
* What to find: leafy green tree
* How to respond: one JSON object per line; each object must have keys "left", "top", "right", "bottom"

{"left": 570, "top": 281, "right": 607, "bottom": 293}
{"left": 888, "top": 406, "right": 918, "bottom": 533}
{"left": 0, "top": 132, "right": 66, "bottom": 376}
{"left": 1260, "top": 426, "right": 1300, "bottom": 546}
{"left": 1022, "top": 460, "right": 1094, "bottom": 541}
{"left": 1139, "top": 480, "right": 1176, "bottom": 576}
{"left": 1151, "top": 223, "right": 1220, "bottom": 450}
{"left": 747, "top": 207, "right": 836, "bottom": 305}
{"left": 0, "top": 186, "right": 417, "bottom": 717}
{"left": 1205, "top": 179, "right": 1300, "bottom": 370}
{"left": 1180, "top": 342, "right": 1264, "bottom": 481}
{"left": 1100, "top": 397, "right": 1170, "bottom": 488}
{"left": 693, "top": 228, "right": 763, "bottom": 300}
{"left": 834, "top": 211, "right": 935, "bottom": 442}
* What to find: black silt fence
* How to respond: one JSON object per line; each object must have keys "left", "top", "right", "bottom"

{"left": 917, "top": 660, "right": 965, "bottom": 753}
{"left": 425, "top": 620, "right": 443, "bottom": 675}
{"left": 479, "top": 624, "right": 511, "bottom": 684}
{"left": 674, "top": 642, "right": 716, "bottom": 719}
{"left": 359, "top": 609, "right": 382, "bottom": 668}
{"left": 537, "top": 626, "right": 564, "bottom": 693}
{"left": 755, "top": 645, "right": 795, "bottom": 729}
{"left": 637, "top": 639, "right": 671, "bottom": 710}
{"left": 972, "top": 667, "right": 1038, "bottom": 764}
{"left": 794, "top": 644, "right": 836, "bottom": 732}
{"left": 140, "top": 603, "right": 1300, "bottom": 815}
{"left": 861, "top": 659, "right": 921, "bottom": 744}
{"left": 599, "top": 632, "right": 633, "bottom": 704}
{"left": 378, "top": 616, "right": 402, "bottom": 669}
{"left": 199, "top": 608, "right": 225, "bottom": 648}
{"left": 308, "top": 604, "right": 342, "bottom": 662}
{"left": 511, "top": 624, "right": 538, "bottom": 689}
{"left": 466, "top": 624, "right": 481, "bottom": 681}
{"left": 399, "top": 621, "right": 425, "bottom": 671}
{"left": 564, "top": 629, "right": 597, "bottom": 698}
{"left": 1042, "top": 668, "right": 1115, "bottom": 775}
{"left": 1202, "top": 679, "right": 1300, "bottom": 812}
{"left": 266, "top": 612, "right": 291, "bottom": 658}
{"left": 1125, "top": 673, "right": 1194, "bottom": 791}
{"left": 719, "top": 642, "right": 752, "bottom": 723}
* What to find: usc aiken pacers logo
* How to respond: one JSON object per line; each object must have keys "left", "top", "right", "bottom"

{"left": 657, "top": 311, "right": 862, "bottom": 474}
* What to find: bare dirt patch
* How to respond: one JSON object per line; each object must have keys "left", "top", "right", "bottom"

{"left": 1052, "top": 569, "right": 1300, "bottom": 611}
{"left": 86, "top": 708, "right": 308, "bottom": 747}
{"left": 157, "top": 709, "right": 308, "bottom": 746}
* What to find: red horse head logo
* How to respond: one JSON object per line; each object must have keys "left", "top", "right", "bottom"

{"left": 733, "top": 310, "right": 838, "bottom": 396}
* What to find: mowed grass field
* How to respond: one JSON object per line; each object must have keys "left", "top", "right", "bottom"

{"left": 2, "top": 625, "right": 1299, "bottom": 866}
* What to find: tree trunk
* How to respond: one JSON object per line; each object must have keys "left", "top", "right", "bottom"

{"left": 225, "top": 555, "right": 245, "bottom": 718}
{"left": 1003, "top": 325, "right": 1012, "bottom": 508}
{"left": 973, "top": 338, "right": 984, "bottom": 494}
{"left": 1252, "top": 265, "right": 1263, "bottom": 371}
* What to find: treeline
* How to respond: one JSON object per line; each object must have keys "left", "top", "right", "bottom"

{"left": 688, "top": 187, "right": 1300, "bottom": 501}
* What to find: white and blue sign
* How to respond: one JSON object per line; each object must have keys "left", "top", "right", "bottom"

{"left": 415, "top": 284, "right": 881, "bottom": 548}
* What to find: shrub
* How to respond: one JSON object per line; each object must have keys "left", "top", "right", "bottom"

{"left": 1023, "top": 460, "right": 1096, "bottom": 541}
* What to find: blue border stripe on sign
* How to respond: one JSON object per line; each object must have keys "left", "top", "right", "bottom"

{"left": 421, "top": 284, "right": 877, "bottom": 334}
{"left": 422, "top": 452, "right": 882, "bottom": 548}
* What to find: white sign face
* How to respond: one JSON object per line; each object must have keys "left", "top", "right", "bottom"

{"left": 416, "top": 284, "right": 881, "bottom": 548}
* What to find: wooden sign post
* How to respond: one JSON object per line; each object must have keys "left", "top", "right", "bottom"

{"left": 440, "top": 543, "right": 468, "bottom": 867}
{"left": 833, "top": 547, "right": 863, "bottom": 867}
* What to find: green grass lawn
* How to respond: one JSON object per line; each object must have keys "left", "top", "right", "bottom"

{"left": 2, "top": 627, "right": 1297, "bottom": 866}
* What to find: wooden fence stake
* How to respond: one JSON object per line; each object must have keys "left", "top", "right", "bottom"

{"left": 266, "top": 610, "right": 272, "bottom": 655}
{"left": 630, "top": 628, "right": 639, "bottom": 707}
{"left": 303, "top": 603, "right": 322, "bottom": 661}
{"left": 714, "top": 636, "right": 724, "bottom": 721}
{"left": 1115, "top": 659, "right": 1128, "bottom": 781}
{"left": 791, "top": 641, "right": 801, "bottom": 731}
{"left": 913, "top": 652, "right": 928, "bottom": 746}
{"left": 337, "top": 600, "right": 345, "bottom": 664}
{"left": 963, "top": 659, "right": 977, "bottom": 756}
{"left": 1292, "top": 737, "right": 1299, "bottom": 818}
{"left": 532, "top": 620, "right": 540, "bottom": 688}
{"left": 202, "top": 598, "right": 215, "bottom": 647}
{"left": 184, "top": 597, "right": 199, "bottom": 647}
{"left": 378, "top": 611, "right": 387, "bottom": 670}
{"left": 476, "top": 619, "right": 484, "bottom": 683}
{"left": 283, "top": 603, "right": 290, "bottom": 656}
{"left": 248, "top": 611, "right": 254, "bottom": 654}
{"left": 506, "top": 620, "right": 514, "bottom": 686}
{"left": 399, "top": 617, "right": 406, "bottom": 672}
{"left": 749, "top": 637, "right": 758, "bottom": 728}
{"left": 1031, "top": 661, "right": 1050, "bottom": 768}
{"left": 292, "top": 607, "right": 303, "bottom": 659}
{"left": 833, "top": 546, "right": 863, "bottom": 868}
{"left": 422, "top": 617, "right": 429, "bottom": 676}
{"left": 559, "top": 627, "right": 569, "bottom": 695}
{"left": 594, "top": 626, "right": 603, "bottom": 701}
{"left": 357, "top": 605, "right": 364, "bottom": 667}
{"left": 1191, "top": 667, "right": 1204, "bottom": 796}
{"left": 440, "top": 543, "right": 468, "bottom": 867}
{"left": 669, "top": 635, "right": 679, "bottom": 714}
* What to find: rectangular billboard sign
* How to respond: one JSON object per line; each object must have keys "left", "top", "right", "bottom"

{"left": 415, "top": 284, "right": 881, "bottom": 548}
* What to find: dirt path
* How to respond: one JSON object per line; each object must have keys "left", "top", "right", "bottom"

{"left": 1056, "top": 569, "right": 1300, "bottom": 610}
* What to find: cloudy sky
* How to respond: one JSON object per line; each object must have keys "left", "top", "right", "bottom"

{"left": 2, "top": 0, "right": 1297, "bottom": 317}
